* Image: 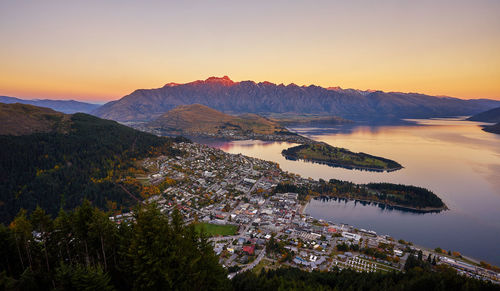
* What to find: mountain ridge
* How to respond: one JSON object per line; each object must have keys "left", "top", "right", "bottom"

{"left": 0, "top": 95, "right": 100, "bottom": 114}
{"left": 0, "top": 103, "right": 72, "bottom": 135}
{"left": 467, "top": 106, "right": 500, "bottom": 123}
{"left": 92, "top": 76, "right": 500, "bottom": 122}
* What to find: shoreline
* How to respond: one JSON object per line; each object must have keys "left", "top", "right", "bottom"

{"left": 311, "top": 196, "right": 448, "bottom": 213}
{"left": 299, "top": 195, "right": 447, "bottom": 218}
{"left": 282, "top": 154, "right": 403, "bottom": 173}
{"left": 298, "top": 198, "right": 492, "bottom": 266}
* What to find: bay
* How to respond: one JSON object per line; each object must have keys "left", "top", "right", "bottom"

{"left": 209, "top": 118, "right": 500, "bottom": 265}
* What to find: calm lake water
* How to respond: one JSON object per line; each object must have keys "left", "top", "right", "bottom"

{"left": 209, "top": 118, "right": 500, "bottom": 265}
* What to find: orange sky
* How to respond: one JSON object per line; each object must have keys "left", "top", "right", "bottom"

{"left": 1, "top": 1, "right": 499, "bottom": 102}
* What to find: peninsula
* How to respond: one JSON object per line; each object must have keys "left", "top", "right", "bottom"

{"left": 137, "top": 104, "right": 403, "bottom": 172}
{"left": 275, "top": 179, "right": 447, "bottom": 213}
{"left": 282, "top": 143, "right": 403, "bottom": 172}
{"left": 137, "top": 104, "right": 312, "bottom": 144}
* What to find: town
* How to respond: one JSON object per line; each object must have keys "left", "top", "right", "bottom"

{"left": 110, "top": 141, "right": 500, "bottom": 284}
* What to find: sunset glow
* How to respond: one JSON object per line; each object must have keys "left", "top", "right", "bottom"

{"left": 1, "top": 0, "right": 499, "bottom": 102}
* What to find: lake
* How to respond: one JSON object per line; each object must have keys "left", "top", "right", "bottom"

{"left": 209, "top": 118, "right": 500, "bottom": 265}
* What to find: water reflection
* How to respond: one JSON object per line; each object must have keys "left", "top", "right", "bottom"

{"left": 208, "top": 118, "right": 500, "bottom": 265}
{"left": 314, "top": 196, "right": 439, "bottom": 214}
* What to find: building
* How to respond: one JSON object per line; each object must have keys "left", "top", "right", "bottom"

{"left": 242, "top": 245, "right": 255, "bottom": 255}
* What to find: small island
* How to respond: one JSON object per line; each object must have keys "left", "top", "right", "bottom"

{"left": 282, "top": 143, "right": 402, "bottom": 172}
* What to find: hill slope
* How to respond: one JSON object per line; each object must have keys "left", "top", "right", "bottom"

{"left": 467, "top": 106, "right": 500, "bottom": 123}
{"left": 0, "top": 106, "right": 183, "bottom": 223}
{"left": 483, "top": 122, "right": 500, "bottom": 134}
{"left": 0, "top": 103, "right": 71, "bottom": 135}
{"left": 140, "top": 104, "right": 299, "bottom": 141}
{"left": 0, "top": 95, "right": 100, "bottom": 113}
{"left": 93, "top": 76, "right": 500, "bottom": 122}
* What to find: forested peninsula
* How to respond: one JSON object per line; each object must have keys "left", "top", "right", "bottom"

{"left": 282, "top": 143, "right": 403, "bottom": 172}
{"left": 275, "top": 179, "right": 447, "bottom": 212}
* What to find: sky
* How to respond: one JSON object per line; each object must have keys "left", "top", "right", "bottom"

{"left": 1, "top": 0, "right": 500, "bottom": 102}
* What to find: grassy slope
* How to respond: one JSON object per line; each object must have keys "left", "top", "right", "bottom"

{"left": 0, "top": 103, "right": 71, "bottom": 135}
{"left": 194, "top": 222, "right": 239, "bottom": 236}
{"left": 146, "top": 104, "right": 285, "bottom": 135}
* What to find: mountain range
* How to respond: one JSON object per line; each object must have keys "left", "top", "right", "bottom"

{"left": 0, "top": 95, "right": 100, "bottom": 114}
{"left": 92, "top": 76, "right": 500, "bottom": 122}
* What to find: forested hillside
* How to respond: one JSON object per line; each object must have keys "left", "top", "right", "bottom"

{"left": 232, "top": 267, "right": 500, "bottom": 291}
{"left": 0, "top": 112, "right": 185, "bottom": 223}
{"left": 0, "top": 203, "right": 228, "bottom": 290}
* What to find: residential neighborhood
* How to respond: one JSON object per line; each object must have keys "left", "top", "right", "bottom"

{"left": 110, "top": 141, "right": 500, "bottom": 284}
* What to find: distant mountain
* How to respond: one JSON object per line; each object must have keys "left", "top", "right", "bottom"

{"left": 0, "top": 103, "right": 71, "bottom": 135}
{"left": 92, "top": 76, "right": 500, "bottom": 122}
{"left": 141, "top": 104, "right": 287, "bottom": 137}
{"left": 0, "top": 104, "right": 183, "bottom": 223}
{"left": 467, "top": 106, "right": 500, "bottom": 123}
{"left": 270, "top": 115, "right": 352, "bottom": 126}
{"left": 0, "top": 95, "right": 100, "bottom": 114}
{"left": 483, "top": 123, "right": 500, "bottom": 135}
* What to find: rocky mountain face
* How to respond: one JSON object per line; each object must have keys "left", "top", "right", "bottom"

{"left": 93, "top": 76, "right": 500, "bottom": 122}
{"left": 467, "top": 106, "right": 500, "bottom": 123}
{"left": 0, "top": 96, "right": 100, "bottom": 114}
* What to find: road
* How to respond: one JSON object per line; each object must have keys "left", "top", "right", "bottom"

{"left": 228, "top": 246, "right": 266, "bottom": 279}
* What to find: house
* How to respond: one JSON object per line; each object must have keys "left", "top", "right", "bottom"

{"left": 242, "top": 245, "right": 255, "bottom": 255}
{"left": 342, "top": 232, "right": 361, "bottom": 242}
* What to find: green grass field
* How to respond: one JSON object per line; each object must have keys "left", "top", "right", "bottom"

{"left": 252, "top": 259, "right": 275, "bottom": 274}
{"left": 194, "top": 223, "right": 238, "bottom": 236}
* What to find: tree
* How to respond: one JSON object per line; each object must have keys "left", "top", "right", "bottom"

{"left": 73, "top": 200, "right": 94, "bottom": 266}
{"left": 30, "top": 206, "right": 53, "bottom": 273}
{"left": 56, "top": 264, "right": 114, "bottom": 291}
{"left": 88, "top": 208, "right": 116, "bottom": 271}
{"left": 9, "top": 209, "right": 33, "bottom": 270}
{"left": 127, "top": 205, "right": 229, "bottom": 290}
